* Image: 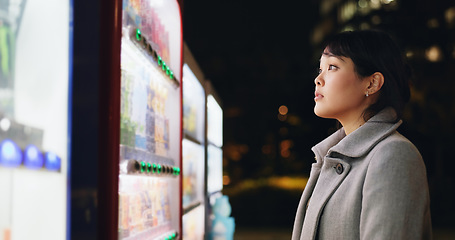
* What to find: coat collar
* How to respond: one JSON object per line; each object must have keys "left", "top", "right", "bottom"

{"left": 312, "top": 108, "right": 402, "bottom": 160}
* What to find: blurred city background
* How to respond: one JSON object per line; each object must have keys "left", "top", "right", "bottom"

{"left": 183, "top": 0, "right": 455, "bottom": 238}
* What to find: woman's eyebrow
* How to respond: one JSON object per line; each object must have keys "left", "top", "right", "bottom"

{"left": 321, "top": 51, "right": 346, "bottom": 62}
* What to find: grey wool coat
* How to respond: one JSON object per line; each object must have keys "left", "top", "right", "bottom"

{"left": 292, "top": 108, "right": 432, "bottom": 240}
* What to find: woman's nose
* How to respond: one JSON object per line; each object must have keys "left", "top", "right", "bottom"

{"left": 314, "top": 75, "right": 323, "bottom": 86}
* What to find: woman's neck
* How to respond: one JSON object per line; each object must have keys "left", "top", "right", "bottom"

{"left": 339, "top": 115, "right": 366, "bottom": 135}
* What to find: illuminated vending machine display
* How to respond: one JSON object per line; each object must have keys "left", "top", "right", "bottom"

{"left": 182, "top": 56, "right": 206, "bottom": 240}
{"left": 205, "top": 83, "right": 230, "bottom": 238}
{"left": 117, "top": 0, "right": 182, "bottom": 239}
{"left": 206, "top": 90, "right": 223, "bottom": 196}
{"left": 0, "top": 0, "right": 71, "bottom": 239}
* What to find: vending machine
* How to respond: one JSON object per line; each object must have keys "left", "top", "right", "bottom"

{"left": 204, "top": 82, "right": 232, "bottom": 239}
{"left": 181, "top": 43, "right": 207, "bottom": 240}
{"left": 110, "top": 0, "right": 184, "bottom": 239}
{"left": 0, "top": 0, "right": 71, "bottom": 239}
{"left": 205, "top": 82, "right": 223, "bottom": 198}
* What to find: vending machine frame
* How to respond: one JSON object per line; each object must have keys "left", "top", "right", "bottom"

{"left": 98, "top": 0, "right": 122, "bottom": 238}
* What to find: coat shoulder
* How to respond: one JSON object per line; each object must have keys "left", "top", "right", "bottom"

{"left": 370, "top": 131, "right": 422, "bottom": 161}
{"left": 365, "top": 131, "right": 426, "bottom": 180}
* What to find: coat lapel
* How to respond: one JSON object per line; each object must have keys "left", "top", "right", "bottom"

{"left": 292, "top": 161, "right": 322, "bottom": 240}
{"left": 300, "top": 157, "right": 351, "bottom": 239}
{"left": 293, "top": 126, "right": 346, "bottom": 240}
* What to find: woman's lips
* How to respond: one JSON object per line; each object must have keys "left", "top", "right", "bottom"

{"left": 314, "top": 91, "right": 323, "bottom": 101}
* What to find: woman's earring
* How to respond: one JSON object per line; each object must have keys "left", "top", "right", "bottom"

{"left": 366, "top": 92, "right": 369, "bottom": 97}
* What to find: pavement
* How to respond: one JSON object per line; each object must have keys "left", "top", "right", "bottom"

{"left": 234, "top": 228, "right": 292, "bottom": 240}
{"left": 233, "top": 227, "right": 455, "bottom": 240}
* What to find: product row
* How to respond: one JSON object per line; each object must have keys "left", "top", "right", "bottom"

{"left": 118, "top": 180, "right": 173, "bottom": 238}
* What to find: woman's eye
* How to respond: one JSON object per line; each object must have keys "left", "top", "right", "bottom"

{"left": 317, "top": 68, "right": 322, "bottom": 74}
{"left": 328, "top": 65, "right": 337, "bottom": 70}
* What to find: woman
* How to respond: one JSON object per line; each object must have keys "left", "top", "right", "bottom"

{"left": 292, "top": 30, "right": 432, "bottom": 239}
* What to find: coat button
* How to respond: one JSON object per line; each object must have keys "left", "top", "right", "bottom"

{"left": 335, "top": 163, "right": 344, "bottom": 175}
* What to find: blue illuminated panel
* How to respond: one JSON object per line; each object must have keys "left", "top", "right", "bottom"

{"left": 44, "top": 152, "right": 61, "bottom": 171}
{"left": 0, "top": 139, "right": 23, "bottom": 167}
{"left": 24, "top": 144, "right": 44, "bottom": 169}
{"left": 0, "top": 140, "right": 61, "bottom": 171}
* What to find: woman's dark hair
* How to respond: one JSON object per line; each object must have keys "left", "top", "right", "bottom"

{"left": 324, "top": 30, "right": 411, "bottom": 121}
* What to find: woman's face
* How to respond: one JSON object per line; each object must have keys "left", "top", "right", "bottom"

{"left": 314, "top": 49, "right": 369, "bottom": 123}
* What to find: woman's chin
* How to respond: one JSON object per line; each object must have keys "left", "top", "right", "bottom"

{"left": 314, "top": 106, "right": 331, "bottom": 119}
{"left": 314, "top": 106, "right": 324, "bottom": 117}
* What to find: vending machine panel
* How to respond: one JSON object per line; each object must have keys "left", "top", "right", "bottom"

{"left": 0, "top": 0, "right": 71, "bottom": 239}
{"left": 206, "top": 94, "right": 223, "bottom": 194}
{"left": 118, "top": 0, "right": 182, "bottom": 239}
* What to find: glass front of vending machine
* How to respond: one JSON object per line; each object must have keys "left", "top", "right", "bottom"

{"left": 182, "top": 61, "right": 206, "bottom": 240}
{"left": 117, "top": 0, "right": 183, "bottom": 239}
{"left": 0, "top": 0, "right": 71, "bottom": 239}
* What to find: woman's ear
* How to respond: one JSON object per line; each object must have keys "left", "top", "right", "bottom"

{"left": 366, "top": 72, "right": 384, "bottom": 95}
